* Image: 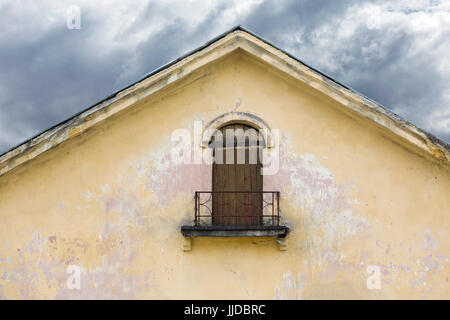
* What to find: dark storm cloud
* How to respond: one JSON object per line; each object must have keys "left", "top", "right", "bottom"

{"left": 245, "top": 0, "right": 358, "bottom": 39}
{"left": 0, "top": 0, "right": 448, "bottom": 154}
{"left": 0, "top": 6, "right": 130, "bottom": 151}
{"left": 0, "top": 0, "right": 240, "bottom": 153}
{"left": 329, "top": 26, "right": 448, "bottom": 126}
{"left": 116, "top": 0, "right": 236, "bottom": 84}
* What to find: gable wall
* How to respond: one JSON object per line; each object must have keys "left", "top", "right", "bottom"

{"left": 0, "top": 51, "right": 448, "bottom": 299}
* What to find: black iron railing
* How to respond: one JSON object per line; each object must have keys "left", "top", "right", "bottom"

{"left": 194, "top": 191, "right": 280, "bottom": 227}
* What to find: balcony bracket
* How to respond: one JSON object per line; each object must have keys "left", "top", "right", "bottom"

{"left": 182, "top": 236, "right": 192, "bottom": 252}
{"left": 277, "top": 237, "right": 288, "bottom": 251}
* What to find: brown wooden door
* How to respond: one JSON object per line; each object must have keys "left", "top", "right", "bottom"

{"left": 211, "top": 124, "right": 264, "bottom": 226}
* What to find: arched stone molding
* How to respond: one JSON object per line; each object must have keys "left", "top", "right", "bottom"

{"left": 201, "top": 112, "right": 274, "bottom": 148}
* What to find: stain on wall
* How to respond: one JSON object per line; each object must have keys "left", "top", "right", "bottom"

{"left": 0, "top": 51, "right": 448, "bottom": 299}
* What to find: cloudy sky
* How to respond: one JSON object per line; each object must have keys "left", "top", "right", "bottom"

{"left": 0, "top": 0, "right": 449, "bottom": 154}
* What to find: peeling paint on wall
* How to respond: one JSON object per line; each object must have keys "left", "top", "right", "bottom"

{"left": 0, "top": 49, "right": 449, "bottom": 299}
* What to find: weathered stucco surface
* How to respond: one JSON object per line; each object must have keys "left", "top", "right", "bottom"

{"left": 0, "top": 50, "right": 449, "bottom": 299}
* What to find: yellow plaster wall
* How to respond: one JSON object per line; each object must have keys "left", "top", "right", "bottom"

{"left": 0, "top": 51, "right": 448, "bottom": 299}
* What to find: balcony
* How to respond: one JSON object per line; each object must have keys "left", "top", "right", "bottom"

{"left": 181, "top": 191, "right": 289, "bottom": 238}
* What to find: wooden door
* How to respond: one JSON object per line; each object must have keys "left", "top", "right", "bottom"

{"left": 211, "top": 124, "right": 263, "bottom": 226}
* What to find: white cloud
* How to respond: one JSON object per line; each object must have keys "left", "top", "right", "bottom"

{"left": 276, "top": 1, "right": 450, "bottom": 140}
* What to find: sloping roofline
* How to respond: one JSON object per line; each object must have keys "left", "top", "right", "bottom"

{"left": 0, "top": 25, "right": 449, "bottom": 176}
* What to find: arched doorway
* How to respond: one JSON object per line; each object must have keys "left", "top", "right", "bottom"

{"left": 209, "top": 123, "right": 265, "bottom": 226}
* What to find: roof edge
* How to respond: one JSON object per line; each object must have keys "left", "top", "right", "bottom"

{"left": 0, "top": 25, "right": 449, "bottom": 177}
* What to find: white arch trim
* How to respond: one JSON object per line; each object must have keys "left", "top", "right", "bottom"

{"left": 201, "top": 112, "right": 274, "bottom": 148}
